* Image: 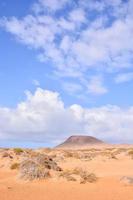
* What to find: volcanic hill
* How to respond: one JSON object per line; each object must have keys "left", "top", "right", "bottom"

{"left": 56, "top": 135, "right": 105, "bottom": 149}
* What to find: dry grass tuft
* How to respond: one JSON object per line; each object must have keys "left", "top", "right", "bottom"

{"left": 14, "top": 148, "right": 24, "bottom": 155}
{"left": 101, "top": 151, "right": 117, "bottom": 159}
{"left": 128, "top": 149, "right": 133, "bottom": 159}
{"left": 59, "top": 170, "right": 77, "bottom": 182}
{"left": 20, "top": 160, "right": 51, "bottom": 180}
{"left": 19, "top": 153, "right": 62, "bottom": 180}
{"left": 59, "top": 167, "right": 97, "bottom": 183}
{"left": 80, "top": 172, "right": 97, "bottom": 184}
{"left": 109, "top": 153, "right": 117, "bottom": 159}
{"left": 2, "top": 152, "right": 13, "bottom": 159}
{"left": 2, "top": 152, "right": 10, "bottom": 158}
{"left": 10, "top": 163, "right": 20, "bottom": 170}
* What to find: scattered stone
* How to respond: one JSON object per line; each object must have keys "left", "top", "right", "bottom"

{"left": 120, "top": 176, "right": 133, "bottom": 185}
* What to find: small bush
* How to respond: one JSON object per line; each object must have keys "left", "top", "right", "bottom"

{"left": 59, "top": 167, "right": 97, "bottom": 184}
{"left": 64, "top": 151, "right": 73, "bottom": 158}
{"left": 66, "top": 176, "right": 77, "bottom": 181}
{"left": 2, "top": 152, "right": 13, "bottom": 159}
{"left": 19, "top": 153, "right": 62, "bottom": 180}
{"left": 2, "top": 152, "right": 9, "bottom": 158}
{"left": 43, "top": 148, "right": 52, "bottom": 153}
{"left": 10, "top": 163, "right": 20, "bottom": 170}
{"left": 80, "top": 172, "right": 97, "bottom": 184}
{"left": 128, "top": 149, "right": 133, "bottom": 158}
{"left": 63, "top": 151, "right": 82, "bottom": 159}
{"left": 20, "top": 160, "right": 51, "bottom": 180}
{"left": 101, "top": 151, "right": 117, "bottom": 159}
{"left": 14, "top": 148, "right": 24, "bottom": 155}
{"left": 59, "top": 170, "right": 77, "bottom": 182}
{"left": 109, "top": 153, "right": 117, "bottom": 159}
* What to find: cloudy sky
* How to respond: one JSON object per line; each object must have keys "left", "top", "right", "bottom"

{"left": 0, "top": 0, "right": 133, "bottom": 147}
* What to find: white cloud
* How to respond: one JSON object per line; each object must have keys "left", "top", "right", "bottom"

{"left": 58, "top": 18, "right": 75, "bottom": 30}
{"left": 1, "top": 0, "right": 133, "bottom": 72}
{"left": 1, "top": 16, "right": 55, "bottom": 49}
{"left": 63, "top": 82, "right": 83, "bottom": 95}
{"left": 1, "top": 0, "right": 133, "bottom": 97}
{"left": 60, "top": 35, "right": 72, "bottom": 53}
{"left": 0, "top": 88, "right": 133, "bottom": 144}
{"left": 32, "top": 0, "right": 68, "bottom": 13}
{"left": 87, "top": 76, "right": 108, "bottom": 95}
{"left": 69, "top": 8, "right": 86, "bottom": 23}
{"left": 32, "top": 79, "right": 40, "bottom": 86}
{"left": 80, "top": 75, "right": 108, "bottom": 95}
{"left": 0, "top": 88, "right": 79, "bottom": 142}
{"left": 80, "top": 0, "right": 105, "bottom": 12}
{"left": 115, "top": 72, "right": 133, "bottom": 83}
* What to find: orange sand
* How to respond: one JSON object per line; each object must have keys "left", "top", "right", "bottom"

{"left": 0, "top": 148, "right": 133, "bottom": 200}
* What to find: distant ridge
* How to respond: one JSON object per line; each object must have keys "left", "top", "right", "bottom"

{"left": 55, "top": 135, "right": 105, "bottom": 149}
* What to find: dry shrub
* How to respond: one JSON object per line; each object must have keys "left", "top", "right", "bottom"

{"left": 101, "top": 151, "right": 117, "bottom": 159}
{"left": 2, "top": 152, "right": 13, "bottom": 159}
{"left": 63, "top": 151, "right": 87, "bottom": 159}
{"left": 59, "top": 167, "right": 97, "bottom": 183}
{"left": 14, "top": 148, "right": 24, "bottom": 155}
{"left": 88, "top": 148, "right": 99, "bottom": 152}
{"left": 109, "top": 153, "right": 117, "bottom": 159}
{"left": 80, "top": 172, "right": 97, "bottom": 184}
{"left": 63, "top": 151, "right": 80, "bottom": 159}
{"left": 103, "top": 148, "right": 127, "bottom": 157}
{"left": 72, "top": 152, "right": 81, "bottom": 159}
{"left": 42, "top": 148, "right": 52, "bottom": 153}
{"left": 72, "top": 167, "right": 82, "bottom": 175}
{"left": 2, "top": 152, "right": 10, "bottom": 158}
{"left": 128, "top": 149, "right": 133, "bottom": 158}
{"left": 80, "top": 153, "right": 92, "bottom": 161}
{"left": 110, "top": 148, "right": 127, "bottom": 156}
{"left": 19, "top": 153, "right": 62, "bottom": 180}
{"left": 72, "top": 167, "right": 97, "bottom": 184}
{"left": 20, "top": 160, "right": 50, "bottom": 180}
{"left": 10, "top": 163, "right": 20, "bottom": 170}
{"left": 66, "top": 176, "right": 77, "bottom": 181}
{"left": 59, "top": 169, "right": 77, "bottom": 181}
{"left": 59, "top": 170, "right": 77, "bottom": 182}
{"left": 30, "top": 153, "right": 62, "bottom": 171}
{"left": 63, "top": 151, "right": 74, "bottom": 158}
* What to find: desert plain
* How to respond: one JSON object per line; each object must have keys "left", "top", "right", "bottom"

{"left": 0, "top": 145, "right": 133, "bottom": 200}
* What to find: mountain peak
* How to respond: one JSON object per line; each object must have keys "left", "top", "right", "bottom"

{"left": 56, "top": 135, "right": 105, "bottom": 149}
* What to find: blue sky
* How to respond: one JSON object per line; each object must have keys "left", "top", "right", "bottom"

{"left": 0, "top": 0, "right": 133, "bottom": 147}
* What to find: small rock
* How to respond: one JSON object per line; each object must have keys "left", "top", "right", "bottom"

{"left": 120, "top": 176, "right": 133, "bottom": 185}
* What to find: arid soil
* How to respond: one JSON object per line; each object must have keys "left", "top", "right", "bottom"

{"left": 0, "top": 146, "right": 133, "bottom": 200}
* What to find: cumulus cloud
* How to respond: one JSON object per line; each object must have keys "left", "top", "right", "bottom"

{"left": 0, "top": 88, "right": 133, "bottom": 144}
{"left": 0, "top": 88, "right": 80, "bottom": 143}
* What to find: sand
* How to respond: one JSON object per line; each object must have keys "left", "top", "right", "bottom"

{"left": 0, "top": 147, "right": 133, "bottom": 200}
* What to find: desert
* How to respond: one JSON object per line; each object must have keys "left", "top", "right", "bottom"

{"left": 0, "top": 136, "right": 133, "bottom": 200}
{"left": 1, "top": 0, "right": 133, "bottom": 199}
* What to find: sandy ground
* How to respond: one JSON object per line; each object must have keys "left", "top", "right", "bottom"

{"left": 0, "top": 148, "right": 133, "bottom": 200}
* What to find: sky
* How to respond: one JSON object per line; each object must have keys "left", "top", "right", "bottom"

{"left": 0, "top": 0, "right": 133, "bottom": 147}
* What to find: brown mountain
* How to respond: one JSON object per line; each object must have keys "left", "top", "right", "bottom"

{"left": 56, "top": 135, "right": 105, "bottom": 149}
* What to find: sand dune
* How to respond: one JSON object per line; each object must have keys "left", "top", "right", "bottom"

{"left": 0, "top": 147, "right": 133, "bottom": 200}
